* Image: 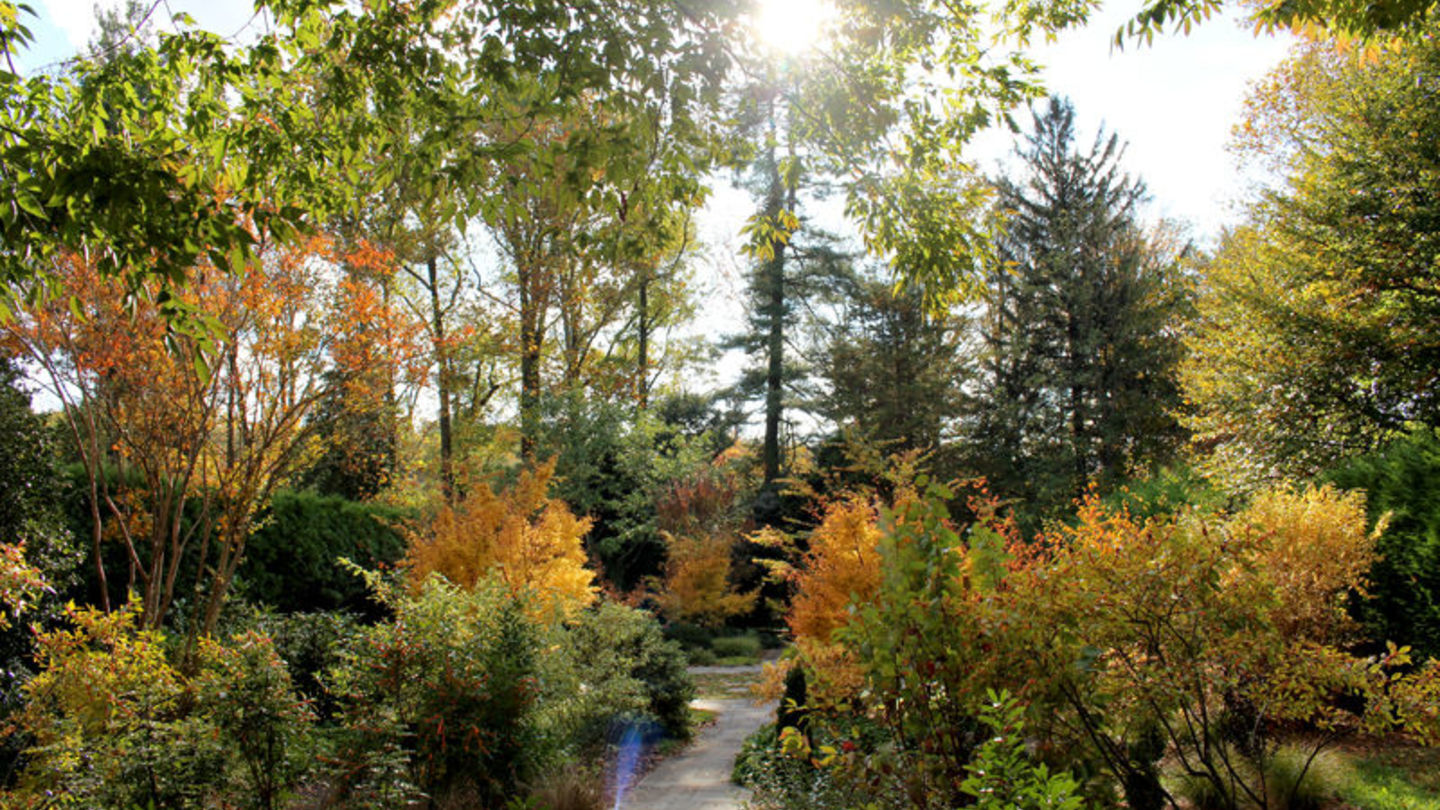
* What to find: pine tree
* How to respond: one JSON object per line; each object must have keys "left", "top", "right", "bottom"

{"left": 968, "top": 98, "right": 1188, "bottom": 512}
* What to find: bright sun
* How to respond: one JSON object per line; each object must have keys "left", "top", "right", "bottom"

{"left": 755, "top": 0, "right": 837, "bottom": 57}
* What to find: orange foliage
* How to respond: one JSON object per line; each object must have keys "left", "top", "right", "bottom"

{"left": 2, "top": 238, "right": 417, "bottom": 631}
{"left": 405, "top": 460, "right": 597, "bottom": 620}
{"left": 654, "top": 531, "right": 757, "bottom": 628}
{"left": 787, "top": 497, "right": 884, "bottom": 645}
{"left": 651, "top": 466, "right": 757, "bottom": 628}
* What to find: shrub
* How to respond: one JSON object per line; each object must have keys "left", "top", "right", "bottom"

{"left": 959, "top": 691, "right": 1084, "bottom": 810}
{"left": 193, "top": 631, "right": 316, "bottom": 810}
{"left": 239, "top": 490, "right": 409, "bottom": 614}
{"left": 711, "top": 633, "right": 761, "bottom": 660}
{"left": 253, "top": 608, "right": 362, "bottom": 722}
{"left": 813, "top": 478, "right": 1440, "bottom": 809}
{"left": 405, "top": 460, "right": 596, "bottom": 621}
{"left": 652, "top": 466, "right": 758, "bottom": 628}
{"left": 1327, "top": 427, "right": 1440, "bottom": 659}
{"left": 662, "top": 620, "right": 714, "bottom": 650}
{"left": 14, "top": 600, "right": 314, "bottom": 810}
{"left": 552, "top": 602, "right": 694, "bottom": 746}
{"left": 326, "top": 574, "right": 543, "bottom": 806}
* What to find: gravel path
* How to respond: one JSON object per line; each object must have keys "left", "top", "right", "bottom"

{"left": 617, "top": 697, "right": 776, "bottom": 810}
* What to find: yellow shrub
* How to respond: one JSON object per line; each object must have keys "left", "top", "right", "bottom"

{"left": 406, "top": 460, "right": 596, "bottom": 620}
{"left": 1234, "top": 484, "right": 1378, "bottom": 645}
{"left": 788, "top": 496, "right": 883, "bottom": 644}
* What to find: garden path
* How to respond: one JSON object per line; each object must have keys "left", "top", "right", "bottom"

{"left": 617, "top": 696, "right": 776, "bottom": 810}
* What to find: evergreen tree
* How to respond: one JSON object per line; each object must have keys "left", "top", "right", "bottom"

{"left": 968, "top": 98, "right": 1187, "bottom": 512}
{"left": 818, "top": 271, "right": 970, "bottom": 457}
{"left": 728, "top": 122, "right": 850, "bottom": 498}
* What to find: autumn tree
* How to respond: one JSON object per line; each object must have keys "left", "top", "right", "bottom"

{"left": 404, "top": 459, "right": 596, "bottom": 621}
{"left": 3, "top": 240, "right": 405, "bottom": 633}
{"left": 652, "top": 464, "right": 758, "bottom": 628}
{"left": 1183, "top": 39, "right": 1440, "bottom": 488}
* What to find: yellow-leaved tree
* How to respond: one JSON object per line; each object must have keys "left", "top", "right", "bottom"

{"left": 405, "top": 460, "right": 596, "bottom": 620}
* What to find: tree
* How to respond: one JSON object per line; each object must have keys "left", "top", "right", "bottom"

{"left": 3, "top": 239, "right": 405, "bottom": 633}
{"left": 404, "top": 459, "right": 597, "bottom": 621}
{"left": 967, "top": 98, "right": 1188, "bottom": 511}
{"left": 1183, "top": 39, "right": 1440, "bottom": 488}
{"left": 818, "top": 272, "right": 971, "bottom": 456}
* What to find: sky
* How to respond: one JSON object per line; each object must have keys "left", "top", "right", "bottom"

{"left": 17, "top": 0, "right": 1297, "bottom": 397}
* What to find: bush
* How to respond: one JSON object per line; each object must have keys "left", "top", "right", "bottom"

{"left": 1326, "top": 427, "right": 1440, "bottom": 659}
{"left": 554, "top": 602, "right": 695, "bottom": 745}
{"left": 811, "top": 479, "right": 1440, "bottom": 809}
{"left": 239, "top": 490, "right": 410, "bottom": 614}
{"left": 14, "top": 600, "right": 314, "bottom": 810}
{"left": 959, "top": 691, "right": 1084, "bottom": 810}
{"left": 663, "top": 620, "right": 715, "bottom": 650}
{"left": 404, "top": 460, "right": 596, "bottom": 621}
{"left": 711, "top": 633, "right": 762, "bottom": 660}
{"left": 325, "top": 574, "right": 543, "bottom": 806}
{"left": 252, "top": 609, "right": 362, "bottom": 722}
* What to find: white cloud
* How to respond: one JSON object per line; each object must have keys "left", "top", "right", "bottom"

{"left": 38, "top": 0, "right": 118, "bottom": 52}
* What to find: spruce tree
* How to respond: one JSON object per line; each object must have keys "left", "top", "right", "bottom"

{"left": 968, "top": 98, "right": 1187, "bottom": 512}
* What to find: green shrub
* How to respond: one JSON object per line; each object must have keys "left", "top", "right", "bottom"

{"left": 959, "top": 691, "right": 1084, "bottom": 810}
{"left": 1326, "top": 427, "right": 1440, "bottom": 659}
{"left": 252, "top": 609, "right": 361, "bottom": 722}
{"left": 194, "top": 631, "right": 317, "bottom": 810}
{"left": 326, "top": 575, "right": 541, "bottom": 806}
{"left": 732, "top": 721, "right": 779, "bottom": 786}
{"left": 239, "top": 490, "right": 410, "bottom": 614}
{"left": 15, "top": 600, "right": 314, "bottom": 810}
{"left": 552, "top": 602, "right": 695, "bottom": 746}
{"left": 687, "top": 647, "right": 718, "bottom": 666}
{"left": 663, "top": 620, "right": 716, "bottom": 650}
{"left": 711, "top": 633, "right": 761, "bottom": 659}
{"left": 1103, "top": 464, "right": 1228, "bottom": 520}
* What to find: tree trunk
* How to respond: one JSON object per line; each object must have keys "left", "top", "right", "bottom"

{"left": 427, "top": 255, "right": 454, "bottom": 499}
{"left": 637, "top": 264, "right": 650, "bottom": 409}
{"left": 519, "top": 261, "right": 543, "bottom": 461}
{"left": 761, "top": 141, "right": 797, "bottom": 485}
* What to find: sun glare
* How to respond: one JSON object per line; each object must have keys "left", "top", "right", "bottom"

{"left": 755, "top": 0, "right": 836, "bottom": 57}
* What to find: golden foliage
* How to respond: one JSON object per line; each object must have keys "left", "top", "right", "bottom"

{"left": 405, "top": 460, "right": 597, "bottom": 620}
{"left": 1235, "top": 484, "right": 1377, "bottom": 645}
{"left": 788, "top": 497, "right": 884, "bottom": 644}
{"left": 653, "top": 530, "right": 756, "bottom": 628}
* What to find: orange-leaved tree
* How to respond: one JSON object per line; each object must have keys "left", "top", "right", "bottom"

{"left": 404, "top": 459, "right": 597, "bottom": 620}
{"left": 3, "top": 238, "right": 412, "bottom": 633}
{"left": 651, "top": 464, "right": 757, "bottom": 628}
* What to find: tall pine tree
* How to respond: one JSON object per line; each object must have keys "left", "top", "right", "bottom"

{"left": 968, "top": 98, "right": 1188, "bottom": 513}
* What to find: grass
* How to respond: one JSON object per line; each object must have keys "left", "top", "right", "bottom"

{"left": 1335, "top": 741, "right": 1440, "bottom": 810}
{"left": 691, "top": 667, "right": 764, "bottom": 700}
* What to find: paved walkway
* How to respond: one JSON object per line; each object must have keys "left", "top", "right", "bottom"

{"left": 617, "top": 697, "right": 776, "bottom": 810}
